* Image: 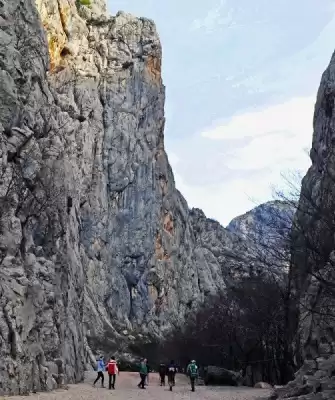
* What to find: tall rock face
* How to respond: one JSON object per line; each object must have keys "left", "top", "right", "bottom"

{"left": 0, "top": 0, "right": 294, "bottom": 395}
{"left": 227, "top": 201, "right": 295, "bottom": 276}
{"left": 0, "top": 0, "right": 251, "bottom": 394}
{"left": 227, "top": 200, "right": 295, "bottom": 242}
{"left": 271, "top": 53, "right": 335, "bottom": 399}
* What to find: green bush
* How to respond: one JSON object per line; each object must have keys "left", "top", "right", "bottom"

{"left": 78, "top": 0, "right": 91, "bottom": 6}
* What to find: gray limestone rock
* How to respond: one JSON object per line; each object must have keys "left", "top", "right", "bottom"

{"left": 0, "top": 0, "right": 292, "bottom": 395}
{"left": 204, "top": 365, "right": 244, "bottom": 386}
{"left": 270, "top": 51, "right": 335, "bottom": 400}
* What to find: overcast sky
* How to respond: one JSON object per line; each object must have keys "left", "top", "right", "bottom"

{"left": 107, "top": 0, "right": 335, "bottom": 226}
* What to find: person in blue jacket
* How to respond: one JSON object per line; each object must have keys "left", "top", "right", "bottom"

{"left": 93, "top": 355, "right": 106, "bottom": 387}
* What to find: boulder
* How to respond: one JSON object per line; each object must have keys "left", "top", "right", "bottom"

{"left": 204, "top": 366, "right": 244, "bottom": 386}
{"left": 254, "top": 382, "right": 273, "bottom": 389}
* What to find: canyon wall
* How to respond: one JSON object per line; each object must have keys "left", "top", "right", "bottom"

{"left": 0, "top": 0, "right": 294, "bottom": 395}
{"left": 271, "top": 52, "right": 335, "bottom": 400}
{"left": 0, "top": 0, "right": 252, "bottom": 394}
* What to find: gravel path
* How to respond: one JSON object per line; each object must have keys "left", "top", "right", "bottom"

{"left": 9, "top": 372, "right": 272, "bottom": 400}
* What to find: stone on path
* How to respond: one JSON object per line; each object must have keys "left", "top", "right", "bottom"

{"left": 254, "top": 382, "right": 273, "bottom": 389}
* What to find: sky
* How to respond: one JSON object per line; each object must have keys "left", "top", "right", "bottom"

{"left": 107, "top": 0, "right": 335, "bottom": 226}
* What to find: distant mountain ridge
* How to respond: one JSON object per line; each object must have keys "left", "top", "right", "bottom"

{"left": 227, "top": 200, "right": 295, "bottom": 238}
{"left": 227, "top": 200, "right": 296, "bottom": 276}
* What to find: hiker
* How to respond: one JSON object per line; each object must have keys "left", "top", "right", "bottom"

{"left": 159, "top": 362, "right": 166, "bottom": 386}
{"left": 137, "top": 358, "right": 148, "bottom": 389}
{"left": 93, "top": 355, "right": 106, "bottom": 387}
{"left": 186, "top": 360, "right": 198, "bottom": 392}
{"left": 107, "top": 356, "right": 119, "bottom": 389}
{"left": 167, "top": 360, "right": 177, "bottom": 391}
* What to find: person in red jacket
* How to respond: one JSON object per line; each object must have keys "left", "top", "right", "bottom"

{"left": 107, "top": 356, "right": 119, "bottom": 389}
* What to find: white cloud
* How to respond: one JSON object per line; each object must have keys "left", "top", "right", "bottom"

{"left": 225, "top": 131, "right": 309, "bottom": 171}
{"left": 173, "top": 169, "right": 275, "bottom": 226}
{"left": 201, "top": 96, "right": 315, "bottom": 141}
{"left": 190, "top": 0, "right": 235, "bottom": 32}
{"left": 169, "top": 96, "right": 313, "bottom": 225}
{"left": 201, "top": 96, "right": 313, "bottom": 173}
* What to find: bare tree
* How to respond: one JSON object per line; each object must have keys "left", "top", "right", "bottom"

{"left": 160, "top": 173, "right": 310, "bottom": 386}
{"left": 161, "top": 274, "right": 297, "bottom": 385}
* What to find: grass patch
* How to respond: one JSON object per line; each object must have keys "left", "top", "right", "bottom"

{"left": 77, "top": 0, "right": 91, "bottom": 7}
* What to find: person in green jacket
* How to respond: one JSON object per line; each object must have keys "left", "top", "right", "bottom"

{"left": 186, "top": 360, "right": 198, "bottom": 392}
{"left": 137, "top": 358, "right": 148, "bottom": 389}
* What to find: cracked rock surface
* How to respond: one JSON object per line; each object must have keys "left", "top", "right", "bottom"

{"left": 0, "top": 0, "right": 291, "bottom": 396}
{"left": 269, "top": 52, "right": 335, "bottom": 400}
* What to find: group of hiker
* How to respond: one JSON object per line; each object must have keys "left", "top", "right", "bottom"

{"left": 93, "top": 355, "right": 119, "bottom": 389}
{"left": 93, "top": 356, "right": 199, "bottom": 392}
{"left": 158, "top": 359, "right": 198, "bottom": 392}
{"left": 158, "top": 360, "right": 177, "bottom": 390}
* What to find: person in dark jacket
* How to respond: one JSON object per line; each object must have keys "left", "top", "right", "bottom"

{"left": 137, "top": 359, "right": 148, "bottom": 389}
{"left": 158, "top": 362, "right": 166, "bottom": 386}
{"left": 167, "top": 360, "right": 177, "bottom": 391}
{"left": 187, "top": 360, "right": 198, "bottom": 392}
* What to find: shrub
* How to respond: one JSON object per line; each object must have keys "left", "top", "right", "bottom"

{"left": 78, "top": 0, "right": 91, "bottom": 7}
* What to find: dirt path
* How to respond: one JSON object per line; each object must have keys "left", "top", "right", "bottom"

{"left": 9, "top": 372, "right": 272, "bottom": 400}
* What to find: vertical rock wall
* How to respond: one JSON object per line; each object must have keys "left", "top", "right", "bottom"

{"left": 272, "top": 52, "right": 335, "bottom": 400}
{"left": 0, "top": 0, "right": 245, "bottom": 394}
{"left": 0, "top": 0, "right": 294, "bottom": 395}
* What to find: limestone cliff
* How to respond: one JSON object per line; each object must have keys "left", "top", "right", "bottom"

{"left": 271, "top": 52, "right": 335, "bottom": 400}
{"left": 227, "top": 201, "right": 295, "bottom": 278}
{"left": 0, "top": 0, "right": 292, "bottom": 395}
{"left": 0, "top": 0, "right": 246, "bottom": 394}
{"left": 227, "top": 200, "right": 294, "bottom": 242}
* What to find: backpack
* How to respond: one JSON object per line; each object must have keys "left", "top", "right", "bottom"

{"left": 189, "top": 364, "right": 197, "bottom": 377}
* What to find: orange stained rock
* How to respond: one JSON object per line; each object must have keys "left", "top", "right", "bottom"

{"left": 163, "top": 212, "right": 174, "bottom": 235}
{"left": 155, "top": 233, "right": 170, "bottom": 260}
{"left": 38, "top": 1, "right": 72, "bottom": 71}
{"left": 146, "top": 55, "right": 161, "bottom": 84}
{"left": 155, "top": 233, "right": 164, "bottom": 261}
{"left": 47, "top": 34, "right": 66, "bottom": 70}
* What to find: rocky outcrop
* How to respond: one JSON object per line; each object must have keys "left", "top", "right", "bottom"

{"left": 227, "top": 200, "right": 295, "bottom": 244}
{"left": 0, "top": 0, "right": 253, "bottom": 394}
{"left": 254, "top": 382, "right": 273, "bottom": 389}
{"left": 227, "top": 201, "right": 295, "bottom": 278}
{"left": 203, "top": 366, "right": 244, "bottom": 386}
{"left": 270, "top": 53, "right": 335, "bottom": 399}
{"left": 0, "top": 0, "right": 293, "bottom": 395}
